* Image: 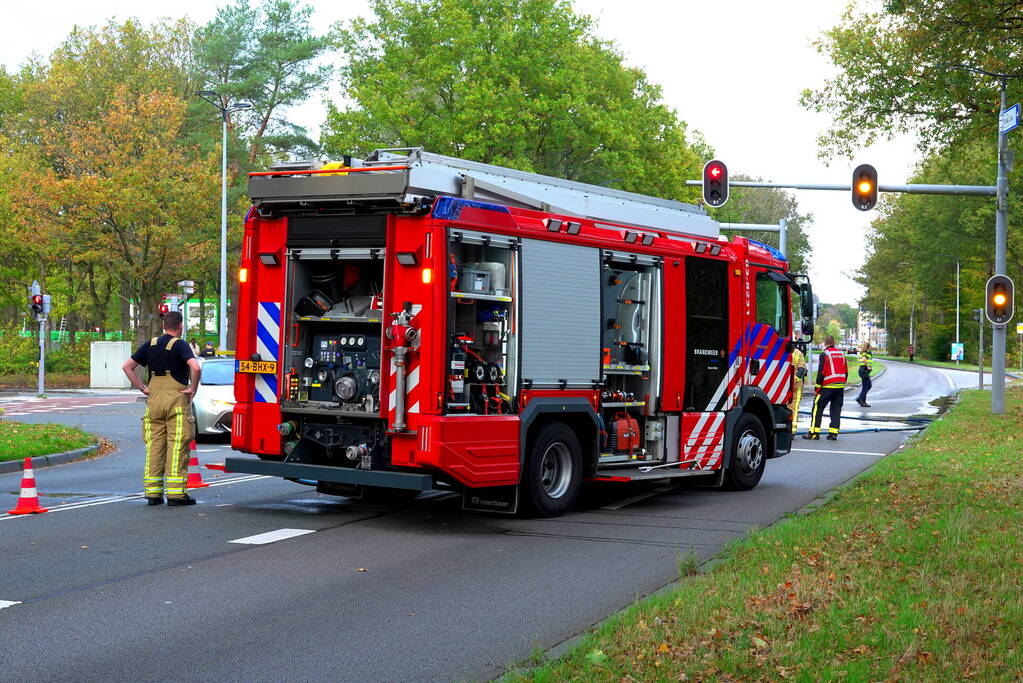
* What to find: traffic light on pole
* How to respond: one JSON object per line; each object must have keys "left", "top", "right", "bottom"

{"left": 851, "top": 164, "right": 878, "bottom": 211}
{"left": 159, "top": 303, "right": 170, "bottom": 318}
{"left": 30, "top": 294, "right": 43, "bottom": 318}
{"left": 985, "top": 274, "right": 1014, "bottom": 324}
{"left": 702, "top": 159, "right": 729, "bottom": 207}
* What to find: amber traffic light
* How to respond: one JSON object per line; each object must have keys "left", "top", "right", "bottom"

{"left": 985, "top": 274, "right": 1014, "bottom": 325}
{"left": 852, "top": 163, "right": 878, "bottom": 211}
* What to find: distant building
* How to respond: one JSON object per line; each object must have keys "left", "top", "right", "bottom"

{"left": 857, "top": 310, "right": 887, "bottom": 352}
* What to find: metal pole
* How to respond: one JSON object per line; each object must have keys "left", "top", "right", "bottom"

{"left": 219, "top": 112, "right": 228, "bottom": 352}
{"left": 979, "top": 318, "right": 985, "bottom": 391}
{"left": 956, "top": 261, "right": 960, "bottom": 367}
{"left": 778, "top": 218, "right": 787, "bottom": 257}
{"left": 37, "top": 318, "right": 45, "bottom": 396}
{"left": 883, "top": 299, "right": 887, "bottom": 354}
{"left": 992, "top": 78, "right": 1009, "bottom": 414}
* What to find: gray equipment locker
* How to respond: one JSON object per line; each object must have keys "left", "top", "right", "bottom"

{"left": 520, "top": 239, "right": 600, "bottom": 388}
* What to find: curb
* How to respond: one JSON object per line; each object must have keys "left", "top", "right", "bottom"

{"left": 0, "top": 442, "right": 101, "bottom": 475}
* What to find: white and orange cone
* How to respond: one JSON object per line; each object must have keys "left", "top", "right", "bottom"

{"left": 186, "top": 440, "right": 209, "bottom": 489}
{"left": 8, "top": 457, "right": 48, "bottom": 515}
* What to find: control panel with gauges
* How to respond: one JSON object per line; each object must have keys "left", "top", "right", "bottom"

{"left": 289, "top": 330, "right": 382, "bottom": 412}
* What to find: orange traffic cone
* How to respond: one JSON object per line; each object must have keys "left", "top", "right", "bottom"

{"left": 186, "top": 441, "right": 209, "bottom": 489}
{"left": 8, "top": 457, "right": 48, "bottom": 514}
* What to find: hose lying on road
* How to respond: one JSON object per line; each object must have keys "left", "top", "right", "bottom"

{"left": 797, "top": 410, "right": 934, "bottom": 423}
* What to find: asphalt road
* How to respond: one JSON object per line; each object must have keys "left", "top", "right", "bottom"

{"left": 0, "top": 361, "right": 987, "bottom": 682}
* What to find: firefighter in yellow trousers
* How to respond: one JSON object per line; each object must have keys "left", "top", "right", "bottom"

{"left": 789, "top": 344, "right": 807, "bottom": 433}
{"left": 122, "top": 311, "right": 201, "bottom": 506}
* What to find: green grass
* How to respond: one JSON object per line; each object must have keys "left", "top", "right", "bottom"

{"left": 844, "top": 358, "right": 884, "bottom": 386}
{"left": 0, "top": 420, "right": 94, "bottom": 461}
{"left": 510, "top": 386, "right": 1023, "bottom": 682}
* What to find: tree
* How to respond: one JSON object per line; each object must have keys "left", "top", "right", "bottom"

{"left": 12, "top": 89, "right": 219, "bottom": 341}
{"left": 801, "top": 0, "right": 1023, "bottom": 156}
{"left": 709, "top": 175, "right": 813, "bottom": 274}
{"left": 194, "top": 0, "right": 332, "bottom": 163}
{"left": 323, "top": 0, "right": 704, "bottom": 202}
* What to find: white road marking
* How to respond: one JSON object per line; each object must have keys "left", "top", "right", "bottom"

{"left": 601, "top": 484, "right": 678, "bottom": 510}
{"left": 229, "top": 528, "right": 315, "bottom": 545}
{"left": 0, "top": 475, "right": 269, "bottom": 522}
{"left": 791, "top": 448, "right": 887, "bottom": 457}
{"left": 0, "top": 600, "right": 22, "bottom": 609}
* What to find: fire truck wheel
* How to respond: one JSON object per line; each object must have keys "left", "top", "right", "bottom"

{"left": 724, "top": 414, "right": 767, "bottom": 491}
{"left": 524, "top": 422, "right": 583, "bottom": 517}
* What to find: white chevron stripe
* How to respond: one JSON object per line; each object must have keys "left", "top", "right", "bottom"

{"left": 406, "top": 365, "right": 420, "bottom": 392}
{"left": 766, "top": 361, "right": 791, "bottom": 403}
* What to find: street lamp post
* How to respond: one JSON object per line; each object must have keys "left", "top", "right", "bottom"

{"left": 196, "top": 91, "right": 252, "bottom": 352}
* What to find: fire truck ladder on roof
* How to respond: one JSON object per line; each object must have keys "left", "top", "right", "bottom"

{"left": 249, "top": 147, "right": 721, "bottom": 239}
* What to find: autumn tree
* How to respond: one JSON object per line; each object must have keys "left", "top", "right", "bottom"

{"left": 13, "top": 89, "right": 219, "bottom": 342}
{"left": 323, "top": 0, "right": 704, "bottom": 201}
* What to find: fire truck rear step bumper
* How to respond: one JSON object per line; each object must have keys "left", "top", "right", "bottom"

{"left": 224, "top": 457, "right": 434, "bottom": 491}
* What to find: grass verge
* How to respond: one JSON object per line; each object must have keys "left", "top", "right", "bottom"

{"left": 844, "top": 358, "right": 884, "bottom": 387}
{"left": 0, "top": 420, "right": 94, "bottom": 462}
{"left": 510, "top": 386, "right": 1023, "bottom": 681}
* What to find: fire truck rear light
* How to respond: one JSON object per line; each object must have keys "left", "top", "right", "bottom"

{"left": 396, "top": 251, "right": 418, "bottom": 266}
{"left": 641, "top": 235, "right": 654, "bottom": 246}
{"left": 546, "top": 218, "right": 563, "bottom": 232}
{"left": 422, "top": 267, "right": 433, "bottom": 284}
{"left": 624, "top": 231, "right": 638, "bottom": 243}
{"left": 239, "top": 267, "right": 249, "bottom": 283}
{"left": 258, "top": 253, "right": 278, "bottom": 266}
{"left": 565, "top": 221, "right": 581, "bottom": 234}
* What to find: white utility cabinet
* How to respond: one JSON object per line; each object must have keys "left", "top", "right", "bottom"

{"left": 90, "top": 341, "right": 134, "bottom": 388}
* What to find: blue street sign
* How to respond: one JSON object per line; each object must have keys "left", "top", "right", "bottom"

{"left": 1000, "top": 103, "right": 1020, "bottom": 134}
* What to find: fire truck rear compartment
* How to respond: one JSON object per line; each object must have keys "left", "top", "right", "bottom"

{"left": 278, "top": 240, "right": 388, "bottom": 470}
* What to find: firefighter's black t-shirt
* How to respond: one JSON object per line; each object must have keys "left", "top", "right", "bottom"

{"left": 131, "top": 334, "right": 196, "bottom": 386}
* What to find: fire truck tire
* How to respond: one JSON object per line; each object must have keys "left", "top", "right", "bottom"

{"left": 724, "top": 414, "right": 767, "bottom": 491}
{"left": 523, "top": 422, "right": 583, "bottom": 517}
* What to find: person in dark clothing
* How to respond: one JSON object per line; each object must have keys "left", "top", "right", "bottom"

{"left": 122, "top": 312, "right": 201, "bottom": 506}
{"left": 804, "top": 335, "right": 848, "bottom": 441}
{"left": 199, "top": 341, "right": 216, "bottom": 358}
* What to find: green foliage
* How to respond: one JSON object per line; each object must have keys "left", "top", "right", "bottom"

{"left": 323, "top": 0, "right": 703, "bottom": 201}
{"left": 802, "top": 0, "right": 1023, "bottom": 156}
{"left": 711, "top": 176, "right": 813, "bottom": 274}
{"left": 194, "top": 0, "right": 332, "bottom": 163}
{"left": 0, "top": 329, "right": 42, "bottom": 375}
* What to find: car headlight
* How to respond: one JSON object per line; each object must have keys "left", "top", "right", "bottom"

{"left": 200, "top": 399, "right": 234, "bottom": 411}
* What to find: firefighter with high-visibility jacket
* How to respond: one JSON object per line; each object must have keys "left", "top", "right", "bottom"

{"left": 804, "top": 334, "right": 848, "bottom": 441}
{"left": 122, "top": 311, "right": 201, "bottom": 505}
{"left": 789, "top": 344, "right": 808, "bottom": 434}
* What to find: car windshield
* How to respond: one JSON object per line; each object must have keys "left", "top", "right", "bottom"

{"left": 201, "top": 360, "right": 235, "bottom": 385}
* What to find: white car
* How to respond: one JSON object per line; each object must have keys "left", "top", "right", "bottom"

{"left": 193, "top": 358, "right": 235, "bottom": 437}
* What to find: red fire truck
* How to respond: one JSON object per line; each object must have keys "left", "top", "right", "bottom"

{"left": 227, "top": 148, "right": 814, "bottom": 516}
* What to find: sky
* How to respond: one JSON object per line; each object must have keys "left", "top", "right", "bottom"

{"left": 0, "top": 0, "right": 923, "bottom": 306}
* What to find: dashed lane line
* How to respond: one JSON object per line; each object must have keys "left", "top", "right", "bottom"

{"left": 0, "top": 600, "right": 22, "bottom": 610}
{"left": 229, "top": 528, "right": 316, "bottom": 545}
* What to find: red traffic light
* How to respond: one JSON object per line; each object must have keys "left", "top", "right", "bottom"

{"left": 159, "top": 304, "right": 170, "bottom": 315}
{"left": 31, "top": 294, "right": 42, "bottom": 305}
{"left": 702, "top": 159, "right": 729, "bottom": 208}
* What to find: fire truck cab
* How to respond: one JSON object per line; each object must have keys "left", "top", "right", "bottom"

{"left": 227, "top": 148, "right": 815, "bottom": 516}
